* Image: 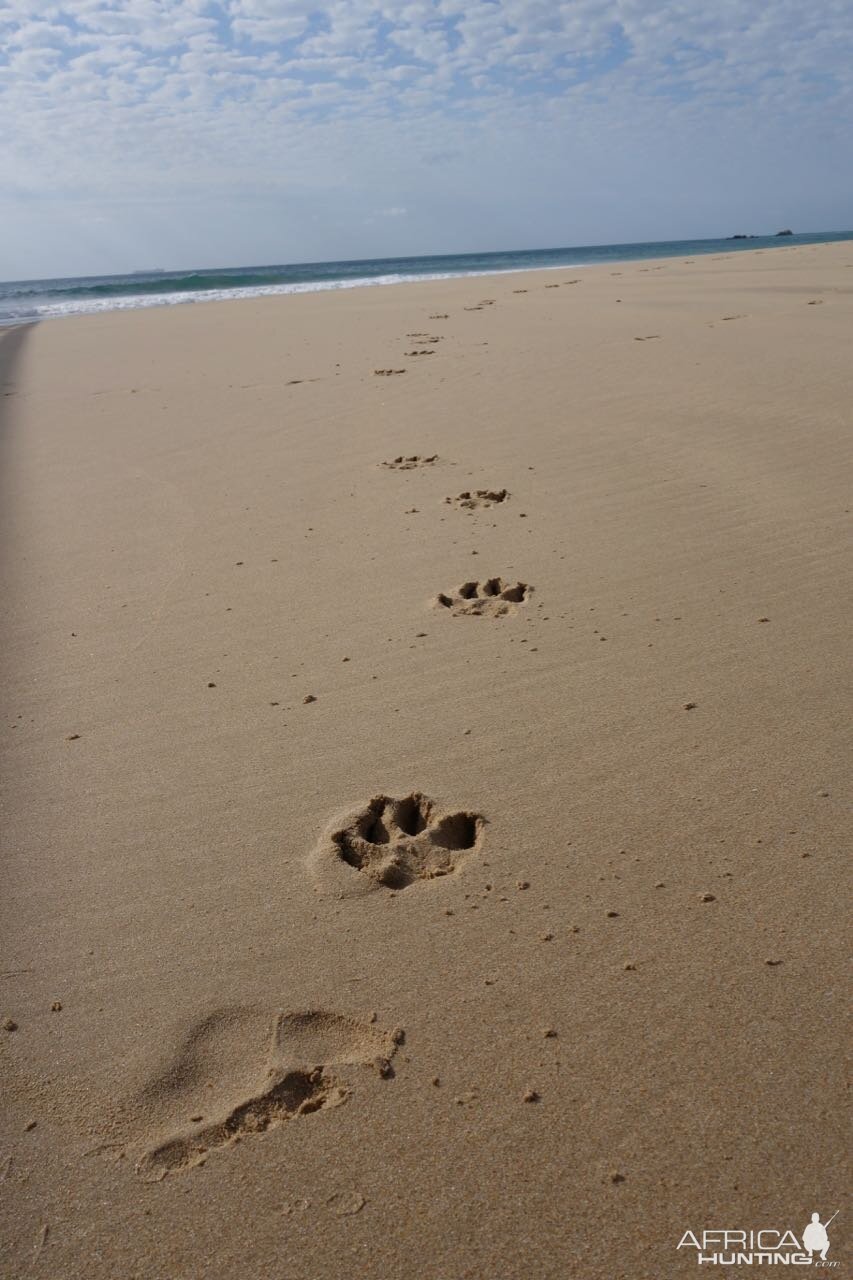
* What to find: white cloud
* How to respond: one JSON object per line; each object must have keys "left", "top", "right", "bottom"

{"left": 0, "top": 0, "right": 851, "bottom": 276}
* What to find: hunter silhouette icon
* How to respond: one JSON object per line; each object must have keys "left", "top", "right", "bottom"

{"left": 803, "top": 1211, "right": 837, "bottom": 1260}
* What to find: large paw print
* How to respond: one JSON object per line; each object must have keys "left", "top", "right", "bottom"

{"left": 445, "top": 489, "right": 509, "bottom": 510}
{"left": 435, "top": 578, "right": 530, "bottom": 616}
{"left": 314, "top": 793, "right": 483, "bottom": 892}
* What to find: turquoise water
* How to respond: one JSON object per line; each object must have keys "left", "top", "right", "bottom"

{"left": 2, "top": 231, "right": 851, "bottom": 325}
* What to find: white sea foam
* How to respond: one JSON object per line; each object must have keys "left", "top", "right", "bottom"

{"left": 0, "top": 263, "right": 584, "bottom": 324}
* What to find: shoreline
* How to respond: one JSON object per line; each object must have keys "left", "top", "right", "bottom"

{"left": 1, "top": 240, "right": 849, "bottom": 1279}
{"left": 3, "top": 232, "right": 852, "bottom": 328}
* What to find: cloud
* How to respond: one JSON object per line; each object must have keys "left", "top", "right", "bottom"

{"left": 0, "top": 0, "right": 851, "bottom": 276}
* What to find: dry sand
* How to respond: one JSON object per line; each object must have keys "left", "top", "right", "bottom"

{"left": 0, "top": 241, "right": 849, "bottom": 1279}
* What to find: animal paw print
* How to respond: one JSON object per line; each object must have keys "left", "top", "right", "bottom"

{"left": 435, "top": 578, "right": 530, "bottom": 616}
{"left": 380, "top": 454, "right": 438, "bottom": 469}
{"left": 326, "top": 793, "right": 483, "bottom": 891}
{"left": 445, "top": 489, "right": 509, "bottom": 510}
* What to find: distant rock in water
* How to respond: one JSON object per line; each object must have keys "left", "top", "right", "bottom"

{"left": 729, "top": 234, "right": 759, "bottom": 239}
{"left": 775, "top": 229, "right": 793, "bottom": 236}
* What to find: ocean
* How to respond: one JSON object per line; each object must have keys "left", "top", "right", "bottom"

{"left": 1, "top": 231, "right": 851, "bottom": 326}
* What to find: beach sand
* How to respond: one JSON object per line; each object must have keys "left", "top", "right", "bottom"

{"left": 0, "top": 241, "right": 849, "bottom": 1279}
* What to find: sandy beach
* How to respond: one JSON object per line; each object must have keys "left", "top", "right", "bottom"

{"left": 0, "top": 241, "right": 849, "bottom": 1279}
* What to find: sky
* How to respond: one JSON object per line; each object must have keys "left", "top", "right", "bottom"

{"left": 1, "top": 0, "right": 852, "bottom": 280}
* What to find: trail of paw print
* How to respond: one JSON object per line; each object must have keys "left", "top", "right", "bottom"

{"left": 332, "top": 792, "right": 483, "bottom": 890}
{"left": 435, "top": 578, "right": 530, "bottom": 616}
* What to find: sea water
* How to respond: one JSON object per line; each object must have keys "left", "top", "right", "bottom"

{"left": 2, "top": 231, "right": 851, "bottom": 325}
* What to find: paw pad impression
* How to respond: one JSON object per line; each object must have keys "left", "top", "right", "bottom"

{"left": 313, "top": 792, "right": 483, "bottom": 893}
{"left": 435, "top": 578, "right": 530, "bottom": 616}
{"left": 380, "top": 454, "right": 438, "bottom": 469}
{"left": 446, "top": 489, "right": 509, "bottom": 510}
